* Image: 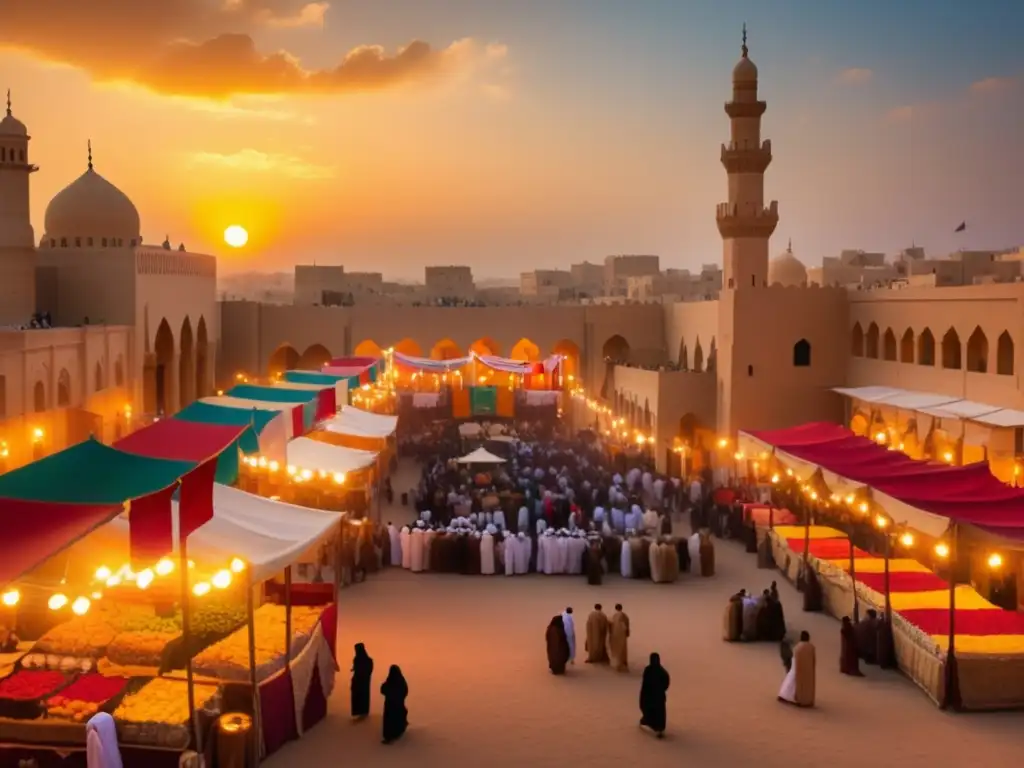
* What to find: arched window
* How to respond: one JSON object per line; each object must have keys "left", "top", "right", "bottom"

{"left": 18, "top": 150, "right": 24, "bottom": 162}
{"left": 87, "top": 237, "right": 93, "bottom": 247}
{"left": 101, "top": 238, "right": 107, "bottom": 247}
{"left": 997, "top": 331, "right": 1014, "bottom": 375}
{"left": 865, "top": 323, "right": 880, "bottom": 358}
{"left": 941, "top": 328, "right": 962, "bottom": 370}
{"left": 75, "top": 237, "right": 81, "bottom": 247}
{"left": 94, "top": 362, "right": 104, "bottom": 392}
{"left": 918, "top": 328, "right": 935, "bottom": 366}
{"left": 57, "top": 369, "right": 71, "bottom": 407}
{"left": 60, "top": 238, "right": 67, "bottom": 247}
{"left": 966, "top": 327, "right": 988, "bottom": 373}
{"left": 33, "top": 381, "right": 45, "bottom": 412}
{"left": 900, "top": 329, "right": 914, "bottom": 363}
{"left": 851, "top": 323, "right": 864, "bottom": 357}
{"left": 882, "top": 329, "right": 897, "bottom": 361}
{"left": 793, "top": 339, "right": 811, "bottom": 367}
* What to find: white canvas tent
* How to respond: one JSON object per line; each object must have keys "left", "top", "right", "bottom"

{"left": 201, "top": 396, "right": 299, "bottom": 439}
{"left": 104, "top": 485, "right": 341, "bottom": 583}
{"left": 322, "top": 405, "right": 397, "bottom": 438}
{"left": 287, "top": 436, "right": 378, "bottom": 476}
{"left": 456, "top": 447, "right": 506, "bottom": 464}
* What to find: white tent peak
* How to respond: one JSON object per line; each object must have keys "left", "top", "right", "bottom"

{"left": 456, "top": 447, "right": 506, "bottom": 464}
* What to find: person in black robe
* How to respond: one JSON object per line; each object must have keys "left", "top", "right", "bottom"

{"left": 469, "top": 534, "right": 482, "bottom": 574}
{"left": 546, "top": 615, "right": 570, "bottom": 674}
{"left": 639, "top": 652, "right": 671, "bottom": 738}
{"left": 876, "top": 614, "right": 897, "bottom": 669}
{"left": 765, "top": 587, "right": 787, "bottom": 642}
{"left": 855, "top": 609, "right": 879, "bottom": 664}
{"left": 676, "top": 537, "right": 690, "bottom": 574}
{"left": 839, "top": 616, "right": 863, "bottom": 676}
{"left": 586, "top": 539, "right": 603, "bottom": 585}
{"left": 350, "top": 643, "right": 374, "bottom": 719}
{"left": 660, "top": 513, "right": 673, "bottom": 537}
{"left": 380, "top": 665, "right": 409, "bottom": 744}
{"left": 802, "top": 565, "right": 823, "bottom": 612}
{"left": 755, "top": 589, "right": 773, "bottom": 640}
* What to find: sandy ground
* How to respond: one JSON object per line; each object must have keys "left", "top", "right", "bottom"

{"left": 265, "top": 461, "right": 1022, "bottom": 768}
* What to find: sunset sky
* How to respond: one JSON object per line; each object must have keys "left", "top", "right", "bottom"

{"left": 3, "top": 0, "right": 1022, "bottom": 277}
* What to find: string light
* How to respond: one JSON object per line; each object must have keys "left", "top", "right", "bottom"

{"left": 211, "top": 570, "right": 232, "bottom": 589}
{"left": 770, "top": 473, "right": 780, "bottom": 484}
{"left": 71, "top": 597, "right": 91, "bottom": 616}
{"left": 94, "top": 566, "right": 112, "bottom": 581}
{"left": 230, "top": 558, "right": 246, "bottom": 573}
{"left": 48, "top": 593, "right": 68, "bottom": 611}
{"left": 136, "top": 569, "right": 155, "bottom": 590}
{"left": 155, "top": 558, "right": 175, "bottom": 576}
{"left": 858, "top": 502, "right": 869, "bottom": 514}
{"left": 899, "top": 532, "right": 914, "bottom": 547}
{"left": 874, "top": 515, "right": 889, "bottom": 529}
{"left": 192, "top": 582, "right": 211, "bottom": 597}
{"left": 1, "top": 589, "right": 19, "bottom": 607}
{"left": 988, "top": 553, "right": 1003, "bottom": 569}
{"left": 934, "top": 543, "right": 950, "bottom": 558}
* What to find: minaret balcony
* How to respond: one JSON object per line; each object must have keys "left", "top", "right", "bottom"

{"left": 725, "top": 100, "right": 766, "bottom": 119}
{"left": 0, "top": 162, "right": 37, "bottom": 173}
{"left": 715, "top": 201, "right": 779, "bottom": 238}
{"left": 720, "top": 140, "right": 772, "bottom": 174}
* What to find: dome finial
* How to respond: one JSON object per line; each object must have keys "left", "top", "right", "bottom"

{"left": 5, "top": 89, "right": 10, "bottom": 117}
{"left": 87, "top": 139, "right": 93, "bottom": 171}
{"left": 741, "top": 23, "right": 748, "bottom": 58}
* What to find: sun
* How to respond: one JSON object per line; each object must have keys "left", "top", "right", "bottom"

{"left": 224, "top": 225, "right": 249, "bottom": 248}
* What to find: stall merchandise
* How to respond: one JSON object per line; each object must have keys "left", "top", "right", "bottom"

{"left": 45, "top": 674, "right": 129, "bottom": 720}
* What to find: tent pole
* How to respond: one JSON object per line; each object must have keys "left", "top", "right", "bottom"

{"left": 883, "top": 532, "right": 892, "bottom": 621}
{"left": 942, "top": 523, "right": 962, "bottom": 711}
{"left": 848, "top": 531, "right": 859, "bottom": 623}
{"left": 180, "top": 535, "right": 200, "bottom": 755}
{"left": 246, "top": 573, "right": 262, "bottom": 766}
{"left": 284, "top": 566, "right": 293, "bottom": 663}
{"left": 801, "top": 498, "right": 811, "bottom": 591}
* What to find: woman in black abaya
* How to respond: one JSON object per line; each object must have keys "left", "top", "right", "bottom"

{"left": 350, "top": 643, "right": 374, "bottom": 719}
{"left": 639, "top": 652, "right": 671, "bottom": 738}
{"left": 380, "top": 665, "right": 409, "bottom": 744}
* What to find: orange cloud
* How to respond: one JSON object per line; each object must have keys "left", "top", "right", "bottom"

{"left": 836, "top": 67, "right": 873, "bottom": 85}
{"left": 970, "top": 76, "right": 1016, "bottom": 94}
{"left": 0, "top": 0, "right": 506, "bottom": 99}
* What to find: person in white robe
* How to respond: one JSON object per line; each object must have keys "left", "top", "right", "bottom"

{"left": 419, "top": 508, "right": 432, "bottom": 523}
{"left": 480, "top": 530, "right": 495, "bottom": 575}
{"left": 593, "top": 506, "right": 606, "bottom": 526}
{"left": 602, "top": 520, "right": 613, "bottom": 537}
{"left": 514, "top": 532, "right": 531, "bottom": 574}
{"left": 561, "top": 608, "right": 577, "bottom": 664}
{"left": 620, "top": 533, "right": 633, "bottom": 578}
{"left": 569, "top": 534, "right": 586, "bottom": 575}
{"left": 556, "top": 532, "right": 571, "bottom": 575}
{"left": 653, "top": 478, "right": 665, "bottom": 506}
{"left": 611, "top": 507, "right": 626, "bottom": 534}
{"left": 423, "top": 527, "right": 436, "bottom": 571}
{"left": 388, "top": 523, "right": 401, "bottom": 566}
{"left": 649, "top": 537, "right": 662, "bottom": 583}
{"left": 505, "top": 533, "right": 517, "bottom": 576}
{"left": 493, "top": 508, "right": 506, "bottom": 530}
{"left": 613, "top": 472, "right": 623, "bottom": 487}
{"left": 517, "top": 505, "right": 530, "bottom": 532}
{"left": 642, "top": 471, "right": 654, "bottom": 499}
{"left": 688, "top": 530, "right": 701, "bottom": 568}
{"left": 536, "top": 531, "right": 547, "bottom": 573}
{"left": 642, "top": 508, "right": 659, "bottom": 534}
{"left": 400, "top": 527, "right": 412, "bottom": 569}
{"left": 410, "top": 526, "right": 425, "bottom": 573}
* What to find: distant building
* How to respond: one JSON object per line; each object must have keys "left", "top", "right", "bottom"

{"left": 570, "top": 261, "right": 604, "bottom": 296}
{"left": 425, "top": 265, "right": 475, "bottom": 301}
{"left": 603, "top": 254, "right": 660, "bottom": 296}
{"left": 520, "top": 269, "right": 572, "bottom": 299}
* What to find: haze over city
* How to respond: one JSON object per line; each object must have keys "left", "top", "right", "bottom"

{"left": 2, "top": 0, "right": 1022, "bottom": 277}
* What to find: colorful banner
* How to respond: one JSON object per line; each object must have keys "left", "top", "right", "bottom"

{"left": 470, "top": 386, "right": 498, "bottom": 416}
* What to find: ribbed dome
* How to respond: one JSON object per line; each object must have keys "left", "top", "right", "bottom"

{"left": 43, "top": 167, "right": 141, "bottom": 245}
{"left": 769, "top": 242, "right": 808, "bottom": 287}
{"left": 0, "top": 113, "right": 26, "bottom": 137}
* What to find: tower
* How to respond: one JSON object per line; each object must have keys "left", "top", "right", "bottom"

{"left": 716, "top": 27, "right": 778, "bottom": 290}
{"left": 0, "top": 90, "right": 37, "bottom": 323}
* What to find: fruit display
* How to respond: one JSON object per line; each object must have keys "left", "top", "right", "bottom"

{"left": 0, "top": 669, "right": 68, "bottom": 719}
{"left": 45, "top": 674, "right": 128, "bottom": 721}
{"left": 33, "top": 616, "right": 117, "bottom": 658}
{"left": 113, "top": 678, "right": 221, "bottom": 749}
{"left": 192, "top": 604, "right": 322, "bottom": 682}
{"left": 106, "top": 632, "right": 179, "bottom": 669}
{"left": 22, "top": 654, "right": 94, "bottom": 674}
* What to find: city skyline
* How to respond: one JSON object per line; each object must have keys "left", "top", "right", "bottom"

{"left": 2, "top": 0, "right": 1022, "bottom": 277}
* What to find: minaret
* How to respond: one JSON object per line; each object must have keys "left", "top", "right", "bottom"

{"left": 0, "top": 90, "right": 37, "bottom": 324}
{"left": 716, "top": 26, "right": 778, "bottom": 290}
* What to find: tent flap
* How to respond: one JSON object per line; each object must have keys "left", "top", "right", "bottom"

{"left": 322, "top": 406, "right": 397, "bottom": 438}
{"left": 286, "top": 437, "right": 378, "bottom": 476}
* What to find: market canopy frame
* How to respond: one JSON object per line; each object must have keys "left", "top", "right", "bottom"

{"left": 456, "top": 447, "right": 507, "bottom": 464}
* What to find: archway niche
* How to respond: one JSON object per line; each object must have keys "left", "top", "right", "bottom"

{"left": 393, "top": 338, "right": 422, "bottom": 357}
{"left": 941, "top": 328, "right": 961, "bottom": 370}
{"left": 353, "top": 340, "right": 383, "bottom": 358}
{"left": 851, "top": 322, "right": 864, "bottom": 357}
{"left": 882, "top": 329, "right": 896, "bottom": 361}
{"left": 469, "top": 337, "right": 501, "bottom": 357}
{"left": 153, "top": 320, "right": 175, "bottom": 416}
{"left": 508, "top": 338, "right": 540, "bottom": 361}
{"left": 793, "top": 339, "right": 811, "bottom": 367}
{"left": 601, "top": 335, "right": 629, "bottom": 362}
{"left": 430, "top": 339, "right": 463, "bottom": 361}
{"left": 179, "top": 317, "right": 195, "bottom": 409}
{"left": 692, "top": 340, "right": 704, "bottom": 373}
{"left": 996, "top": 331, "right": 1014, "bottom": 375}
{"left": 268, "top": 344, "right": 300, "bottom": 377}
{"left": 94, "top": 362, "right": 104, "bottom": 393}
{"left": 57, "top": 369, "right": 71, "bottom": 408}
{"left": 918, "top": 328, "right": 935, "bottom": 366}
{"left": 195, "top": 317, "right": 210, "bottom": 398}
{"left": 297, "top": 344, "right": 332, "bottom": 371}
{"left": 552, "top": 339, "right": 581, "bottom": 385}
{"left": 965, "top": 327, "right": 988, "bottom": 373}
{"left": 900, "top": 329, "right": 914, "bottom": 363}
{"left": 865, "top": 323, "right": 880, "bottom": 358}
{"left": 33, "top": 380, "right": 46, "bottom": 413}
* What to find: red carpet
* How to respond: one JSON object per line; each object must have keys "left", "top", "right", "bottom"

{"left": 898, "top": 608, "right": 1024, "bottom": 636}
{"left": 856, "top": 571, "right": 948, "bottom": 594}
{"left": 784, "top": 538, "right": 874, "bottom": 560}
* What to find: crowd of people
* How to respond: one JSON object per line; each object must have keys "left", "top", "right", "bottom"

{"left": 722, "top": 582, "right": 787, "bottom": 643}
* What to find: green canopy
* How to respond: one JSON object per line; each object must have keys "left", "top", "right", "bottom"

{"left": 174, "top": 401, "right": 278, "bottom": 443}
{"left": 0, "top": 438, "right": 194, "bottom": 504}
{"left": 227, "top": 384, "right": 318, "bottom": 404}
{"left": 284, "top": 371, "right": 347, "bottom": 386}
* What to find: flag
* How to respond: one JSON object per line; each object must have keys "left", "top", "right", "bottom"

{"left": 954, "top": 222, "right": 966, "bottom": 233}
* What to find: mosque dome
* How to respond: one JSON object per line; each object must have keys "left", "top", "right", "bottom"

{"left": 769, "top": 241, "right": 808, "bottom": 287}
{"left": 43, "top": 151, "right": 141, "bottom": 246}
{"left": 732, "top": 25, "right": 758, "bottom": 84}
{"left": 0, "top": 92, "right": 27, "bottom": 136}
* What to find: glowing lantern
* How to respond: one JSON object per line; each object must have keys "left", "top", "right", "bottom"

{"left": 155, "top": 558, "right": 175, "bottom": 576}
{"left": 858, "top": 502, "right": 869, "bottom": 514}
{"left": 48, "top": 593, "right": 68, "bottom": 611}
{"left": 770, "top": 474, "right": 780, "bottom": 484}
{"left": 230, "top": 558, "right": 246, "bottom": 573}
{"left": 899, "top": 532, "right": 914, "bottom": 547}
{"left": 136, "top": 569, "right": 155, "bottom": 590}
{"left": 71, "top": 597, "right": 91, "bottom": 616}
{"left": 875, "top": 515, "right": 889, "bottom": 529}
{"left": 1, "top": 589, "right": 20, "bottom": 607}
{"left": 193, "top": 582, "right": 211, "bottom": 597}
{"left": 988, "top": 553, "right": 1003, "bottom": 569}
{"left": 934, "top": 543, "right": 950, "bottom": 558}
{"left": 212, "top": 570, "right": 232, "bottom": 589}
{"left": 94, "top": 566, "right": 112, "bottom": 581}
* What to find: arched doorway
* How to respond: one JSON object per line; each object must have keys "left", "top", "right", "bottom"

{"left": 94, "top": 362, "right": 104, "bottom": 393}
{"left": 115, "top": 356, "right": 125, "bottom": 387}
{"left": 693, "top": 340, "right": 704, "bottom": 373}
{"left": 195, "top": 317, "right": 209, "bottom": 398}
{"left": 600, "top": 335, "right": 630, "bottom": 398}
{"left": 179, "top": 317, "right": 195, "bottom": 409}
{"left": 33, "top": 380, "right": 46, "bottom": 412}
{"left": 393, "top": 338, "right": 422, "bottom": 357}
{"left": 154, "top": 319, "right": 175, "bottom": 416}
{"left": 430, "top": 339, "right": 463, "bottom": 361}
{"left": 57, "top": 369, "right": 71, "bottom": 408}
{"left": 354, "top": 340, "right": 383, "bottom": 358}
{"left": 297, "top": 344, "right": 332, "bottom": 371}
{"left": 267, "top": 344, "right": 300, "bottom": 377}
{"left": 508, "top": 338, "right": 540, "bottom": 361}
{"left": 469, "top": 337, "right": 501, "bottom": 357}
{"left": 552, "top": 339, "right": 581, "bottom": 386}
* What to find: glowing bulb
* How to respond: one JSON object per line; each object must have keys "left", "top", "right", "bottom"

{"left": 286, "top": 465, "right": 297, "bottom": 476}
{"left": 32, "top": 427, "right": 44, "bottom": 441}
{"left": 899, "top": 532, "right": 914, "bottom": 547}
{"left": 770, "top": 473, "right": 780, "bottom": 484}
{"left": 717, "top": 438, "right": 728, "bottom": 448}
{"left": 845, "top": 494, "right": 855, "bottom": 505}
{"left": 105, "top": 574, "right": 122, "bottom": 587}
{"left": 230, "top": 557, "right": 246, "bottom": 573}
{"left": 48, "top": 593, "right": 68, "bottom": 611}
{"left": 193, "top": 582, "right": 211, "bottom": 597}
{"left": 91, "top": 591, "right": 103, "bottom": 600}
{"left": 785, "top": 469, "right": 793, "bottom": 477}
{"left": 94, "top": 566, "right": 112, "bottom": 581}
{"left": 268, "top": 461, "right": 280, "bottom": 472}
{"left": 136, "top": 569, "right": 155, "bottom": 589}
{"left": 71, "top": 597, "right": 91, "bottom": 616}
{"left": 188, "top": 560, "right": 195, "bottom": 569}
{"left": 155, "top": 558, "right": 175, "bottom": 576}
{"left": 810, "top": 491, "right": 819, "bottom": 501}
{"left": 733, "top": 451, "right": 744, "bottom": 461}
{"left": 257, "top": 456, "right": 268, "bottom": 468}
{"left": 858, "top": 502, "right": 869, "bottom": 514}
{"left": 943, "top": 451, "right": 954, "bottom": 463}
{"left": 988, "top": 553, "right": 1003, "bottom": 569}
{"left": 875, "top": 515, "right": 889, "bottom": 529}
{"left": 874, "top": 431, "right": 887, "bottom": 444}
{"left": 212, "top": 570, "right": 232, "bottom": 589}
{"left": 1, "top": 589, "right": 20, "bottom": 607}
{"left": 333, "top": 472, "right": 345, "bottom": 484}
{"left": 301, "top": 469, "right": 313, "bottom": 480}
{"left": 935, "top": 543, "right": 950, "bottom": 558}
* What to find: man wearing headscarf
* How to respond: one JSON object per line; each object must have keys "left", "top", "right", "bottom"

{"left": 609, "top": 604, "right": 630, "bottom": 672}
{"left": 86, "top": 712, "right": 122, "bottom": 768}
{"left": 585, "top": 604, "right": 610, "bottom": 663}
{"left": 639, "top": 653, "right": 670, "bottom": 738}
{"left": 400, "top": 526, "right": 411, "bottom": 569}
{"left": 546, "top": 616, "right": 571, "bottom": 674}
{"left": 561, "top": 607, "right": 577, "bottom": 664}
{"left": 387, "top": 522, "right": 401, "bottom": 568}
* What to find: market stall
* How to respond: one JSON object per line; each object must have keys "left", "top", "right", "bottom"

{"left": 199, "top": 396, "right": 305, "bottom": 441}
{"left": 226, "top": 385, "right": 327, "bottom": 430}
{"left": 742, "top": 421, "right": 1024, "bottom": 711}
{"left": 281, "top": 371, "right": 349, "bottom": 407}
{"left": 173, "top": 401, "right": 288, "bottom": 464}
{"left": 456, "top": 447, "right": 507, "bottom": 465}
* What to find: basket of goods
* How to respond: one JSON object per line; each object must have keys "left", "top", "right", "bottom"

{"left": 45, "top": 674, "right": 129, "bottom": 721}
{"left": 32, "top": 615, "right": 118, "bottom": 661}
{"left": 113, "top": 678, "right": 220, "bottom": 750}
{"left": 0, "top": 669, "right": 70, "bottom": 719}
{"left": 106, "top": 632, "right": 180, "bottom": 671}
{"left": 192, "top": 605, "right": 322, "bottom": 682}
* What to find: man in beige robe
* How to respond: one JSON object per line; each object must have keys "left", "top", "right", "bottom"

{"left": 585, "top": 604, "right": 610, "bottom": 664}
{"left": 779, "top": 630, "right": 816, "bottom": 707}
{"left": 609, "top": 603, "right": 630, "bottom": 672}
